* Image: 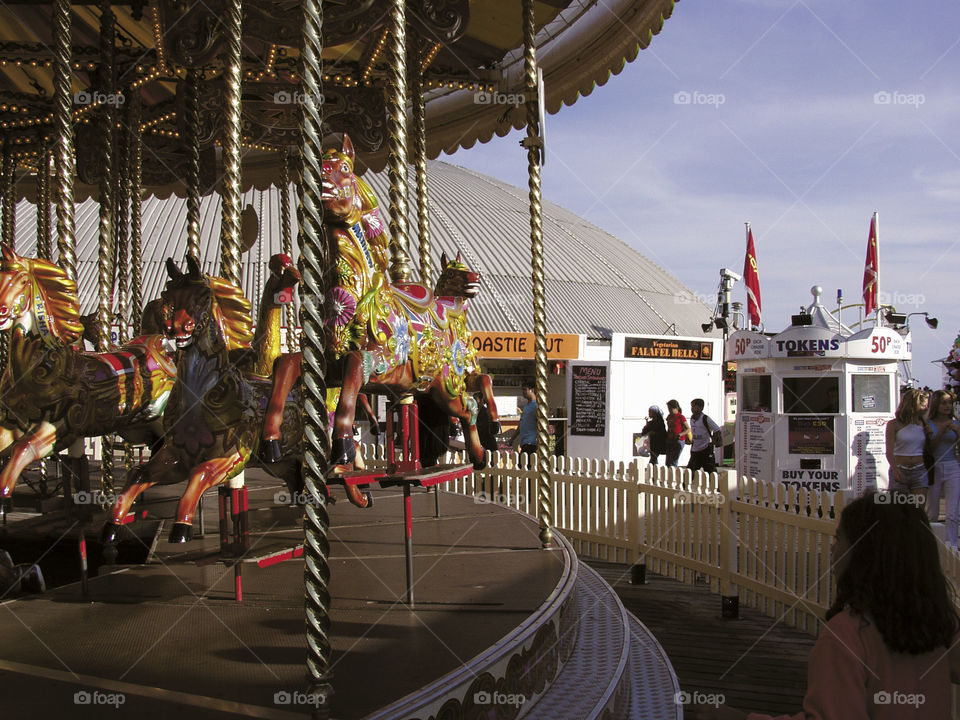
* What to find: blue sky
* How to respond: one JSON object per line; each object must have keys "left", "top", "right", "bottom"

{"left": 449, "top": 0, "right": 960, "bottom": 390}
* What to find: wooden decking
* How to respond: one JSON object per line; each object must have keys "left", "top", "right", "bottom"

{"left": 586, "top": 559, "right": 817, "bottom": 718}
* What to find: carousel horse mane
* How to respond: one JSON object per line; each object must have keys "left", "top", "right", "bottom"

{"left": 0, "top": 246, "right": 83, "bottom": 343}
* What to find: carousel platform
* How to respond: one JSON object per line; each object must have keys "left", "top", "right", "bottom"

{"left": 0, "top": 468, "right": 679, "bottom": 719}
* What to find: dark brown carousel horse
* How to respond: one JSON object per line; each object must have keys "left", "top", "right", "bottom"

{"left": 102, "top": 255, "right": 303, "bottom": 543}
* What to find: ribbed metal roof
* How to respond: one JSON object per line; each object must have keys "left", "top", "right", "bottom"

{"left": 11, "top": 161, "right": 711, "bottom": 339}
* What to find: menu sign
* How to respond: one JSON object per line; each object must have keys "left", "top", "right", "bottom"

{"left": 850, "top": 416, "right": 890, "bottom": 494}
{"left": 738, "top": 412, "right": 775, "bottom": 481}
{"left": 570, "top": 365, "right": 607, "bottom": 437}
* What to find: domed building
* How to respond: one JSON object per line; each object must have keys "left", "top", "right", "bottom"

{"left": 14, "top": 161, "right": 719, "bottom": 461}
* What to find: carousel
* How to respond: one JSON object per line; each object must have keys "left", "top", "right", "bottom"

{"left": 0, "top": 1, "right": 678, "bottom": 717}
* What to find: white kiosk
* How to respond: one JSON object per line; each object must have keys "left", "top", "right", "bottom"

{"left": 566, "top": 333, "right": 723, "bottom": 463}
{"left": 727, "top": 287, "right": 908, "bottom": 495}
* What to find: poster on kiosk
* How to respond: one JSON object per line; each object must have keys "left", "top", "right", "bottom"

{"left": 727, "top": 287, "right": 909, "bottom": 496}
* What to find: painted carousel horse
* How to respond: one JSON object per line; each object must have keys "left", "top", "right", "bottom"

{"left": 259, "top": 249, "right": 494, "bottom": 500}
{"left": 319, "top": 134, "right": 497, "bottom": 474}
{"left": 102, "top": 255, "right": 304, "bottom": 543}
{"left": 0, "top": 245, "right": 176, "bottom": 498}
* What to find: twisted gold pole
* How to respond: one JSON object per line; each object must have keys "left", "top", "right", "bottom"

{"left": 52, "top": 0, "right": 76, "bottom": 284}
{"left": 115, "top": 100, "right": 130, "bottom": 343}
{"left": 130, "top": 94, "right": 143, "bottom": 337}
{"left": 280, "top": 151, "right": 296, "bottom": 352}
{"left": 410, "top": 64, "right": 430, "bottom": 281}
{"left": 298, "top": 0, "right": 333, "bottom": 711}
{"left": 37, "top": 149, "right": 50, "bottom": 497}
{"left": 1, "top": 137, "right": 14, "bottom": 248}
{"left": 184, "top": 68, "right": 201, "bottom": 259}
{"left": 97, "top": 0, "right": 117, "bottom": 498}
{"left": 37, "top": 151, "right": 52, "bottom": 261}
{"left": 522, "top": 0, "right": 552, "bottom": 548}
{"left": 0, "top": 138, "right": 14, "bottom": 374}
{"left": 385, "top": 0, "right": 411, "bottom": 283}
{"left": 219, "top": 0, "right": 243, "bottom": 286}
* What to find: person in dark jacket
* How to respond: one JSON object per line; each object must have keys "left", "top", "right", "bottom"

{"left": 639, "top": 405, "right": 668, "bottom": 465}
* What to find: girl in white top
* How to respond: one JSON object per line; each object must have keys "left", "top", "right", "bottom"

{"left": 885, "top": 388, "right": 929, "bottom": 498}
{"left": 925, "top": 390, "right": 960, "bottom": 547}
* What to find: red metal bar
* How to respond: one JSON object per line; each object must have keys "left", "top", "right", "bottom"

{"left": 404, "top": 483, "right": 414, "bottom": 606}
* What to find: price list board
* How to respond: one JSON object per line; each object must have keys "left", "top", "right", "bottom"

{"left": 570, "top": 364, "right": 607, "bottom": 437}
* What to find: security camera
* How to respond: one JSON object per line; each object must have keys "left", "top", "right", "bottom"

{"left": 720, "top": 268, "right": 742, "bottom": 282}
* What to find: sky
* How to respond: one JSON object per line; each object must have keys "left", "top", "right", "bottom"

{"left": 447, "top": 0, "right": 960, "bottom": 391}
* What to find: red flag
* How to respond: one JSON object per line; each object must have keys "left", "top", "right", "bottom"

{"left": 743, "top": 224, "right": 762, "bottom": 329}
{"left": 862, "top": 214, "right": 878, "bottom": 316}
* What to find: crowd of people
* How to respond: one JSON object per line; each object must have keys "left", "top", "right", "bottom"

{"left": 638, "top": 399, "right": 723, "bottom": 472}
{"left": 886, "top": 387, "right": 960, "bottom": 548}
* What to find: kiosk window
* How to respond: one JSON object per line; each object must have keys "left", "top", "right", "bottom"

{"left": 783, "top": 376, "right": 840, "bottom": 414}
{"left": 741, "top": 375, "right": 771, "bottom": 412}
{"left": 851, "top": 374, "right": 890, "bottom": 413}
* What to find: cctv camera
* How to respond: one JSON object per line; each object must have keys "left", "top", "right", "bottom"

{"left": 720, "top": 268, "right": 742, "bottom": 282}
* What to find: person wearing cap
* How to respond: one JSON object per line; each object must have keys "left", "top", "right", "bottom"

{"left": 639, "top": 406, "right": 668, "bottom": 465}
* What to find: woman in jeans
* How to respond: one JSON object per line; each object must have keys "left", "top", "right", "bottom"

{"left": 926, "top": 389, "right": 960, "bottom": 547}
{"left": 664, "top": 399, "right": 690, "bottom": 467}
{"left": 885, "top": 388, "right": 929, "bottom": 500}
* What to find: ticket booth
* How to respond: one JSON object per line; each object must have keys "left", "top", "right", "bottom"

{"left": 728, "top": 287, "right": 908, "bottom": 495}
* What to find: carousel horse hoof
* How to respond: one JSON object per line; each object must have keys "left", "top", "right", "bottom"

{"left": 99, "top": 521, "right": 122, "bottom": 545}
{"left": 260, "top": 438, "right": 283, "bottom": 464}
{"left": 491, "top": 421, "right": 501, "bottom": 435}
{"left": 473, "top": 459, "right": 487, "bottom": 471}
{"left": 344, "top": 483, "right": 372, "bottom": 509}
{"left": 168, "top": 522, "right": 193, "bottom": 544}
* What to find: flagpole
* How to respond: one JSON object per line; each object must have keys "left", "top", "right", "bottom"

{"left": 745, "top": 222, "right": 750, "bottom": 330}
{"left": 873, "top": 211, "right": 879, "bottom": 325}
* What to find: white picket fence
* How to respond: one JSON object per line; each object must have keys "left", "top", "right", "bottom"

{"left": 359, "top": 445, "right": 960, "bottom": 639}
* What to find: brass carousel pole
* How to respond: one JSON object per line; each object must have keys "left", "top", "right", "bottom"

{"left": 385, "top": 0, "right": 411, "bottom": 283}
{"left": 184, "top": 68, "right": 202, "bottom": 259}
{"left": 298, "top": 0, "right": 333, "bottom": 713}
{"left": 522, "top": 0, "right": 553, "bottom": 548}
{"left": 36, "top": 149, "right": 51, "bottom": 500}
{"left": 114, "top": 100, "right": 130, "bottom": 344}
{"left": 219, "top": 0, "right": 243, "bottom": 286}
{"left": 37, "top": 149, "right": 52, "bottom": 261}
{"left": 96, "top": 0, "right": 117, "bottom": 500}
{"left": 52, "top": 0, "right": 86, "bottom": 595}
{"left": 130, "top": 94, "right": 143, "bottom": 338}
{"left": 410, "top": 52, "right": 430, "bottom": 280}
{"left": 52, "top": 0, "right": 76, "bottom": 284}
{"left": 0, "top": 136, "right": 15, "bottom": 375}
{"left": 280, "top": 151, "right": 296, "bottom": 352}
{"left": 114, "top": 98, "right": 135, "bottom": 491}
{"left": 1, "top": 137, "right": 15, "bottom": 248}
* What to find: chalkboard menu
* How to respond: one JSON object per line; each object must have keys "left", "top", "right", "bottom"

{"left": 571, "top": 364, "right": 607, "bottom": 436}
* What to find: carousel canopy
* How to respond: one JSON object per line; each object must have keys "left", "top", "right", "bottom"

{"left": 1, "top": 0, "right": 675, "bottom": 199}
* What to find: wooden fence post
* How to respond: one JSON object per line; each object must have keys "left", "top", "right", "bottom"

{"left": 719, "top": 467, "right": 739, "bottom": 618}
{"left": 631, "top": 458, "right": 648, "bottom": 584}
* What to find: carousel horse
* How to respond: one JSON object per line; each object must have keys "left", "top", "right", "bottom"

{"left": 102, "top": 254, "right": 304, "bottom": 543}
{"left": 318, "top": 134, "right": 497, "bottom": 474}
{"left": 259, "top": 249, "right": 495, "bottom": 502}
{"left": 0, "top": 245, "right": 176, "bottom": 498}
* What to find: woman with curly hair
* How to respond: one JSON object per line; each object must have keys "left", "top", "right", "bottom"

{"left": 885, "top": 388, "right": 930, "bottom": 499}
{"left": 688, "top": 491, "right": 960, "bottom": 719}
